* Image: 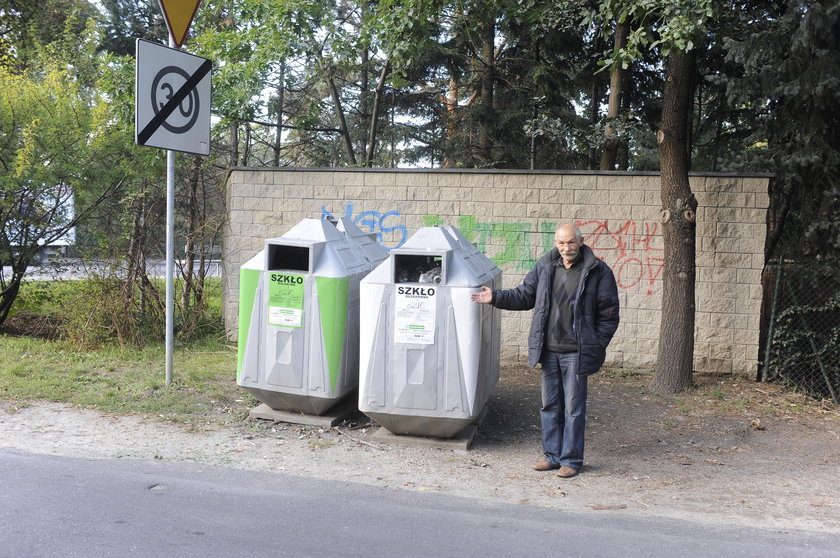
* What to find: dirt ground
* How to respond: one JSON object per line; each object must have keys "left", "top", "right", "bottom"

{"left": 1, "top": 365, "right": 838, "bottom": 534}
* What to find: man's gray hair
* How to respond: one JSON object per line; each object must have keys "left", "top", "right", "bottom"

{"left": 555, "top": 224, "right": 583, "bottom": 242}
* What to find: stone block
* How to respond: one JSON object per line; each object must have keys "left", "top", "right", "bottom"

{"left": 494, "top": 173, "right": 527, "bottom": 190}
{"left": 236, "top": 183, "right": 256, "bottom": 198}
{"left": 609, "top": 190, "right": 646, "bottom": 205}
{"left": 440, "top": 187, "right": 473, "bottom": 201}
{"left": 631, "top": 205, "right": 659, "bottom": 220}
{"left": 242, "top": 170, "right": 272, "bottom": 184}
{"left": 333, "top": 171, "right": 365, "bottom": 186}
{"left": 644, "top": 191, "right": 660, "bottom": 205}
{"left": 399, "top": 200, "right": 429, "bottom": 216}
{"left": 595, "top": 174, "right": 627, "bottom": 191}
{"left": 731, "top": 358, "right": 757, "bottom": 376}
{"left": 457, "top": 202, "right": 485, "bottom": 216}
{"left": 376, "top": 185, "right": 408, "bottom": 200}
{"left": 311, "top": 184, "right": 341, "bottom": 200}
{"left": 500, "top": 344, "right": 520, "bottom": 362}
{"left": 699, "top": 298, "right": 734, "bottom": 313}
{"left": 539, "top": 189, "right": 574, "bottom": 204}
{"left": 407, "top": 185, "right": 440, "bottom": 201}
{"left": 364, "top": 172, "right": 397, "bottom": 186}
{"left": 707, "top": 207, "right": 742, "bottom": 224}
{"left": 395, "top": 173, "right": 430, "bottom": 188}
{"left": 428, "top": 173, "right": 463, "bottom": 188}
{"left": 575, "top": 190, "right": 606, "bottom": 205}
{"left": 696, "top": 191, "right": 719, "bottom": 208}
{"left": 345, "top": 185, "right": 377, "bottom": 199}
{"left": 741, "top": 177, "right": 770, "bottom": 193}
{"left": 704, "top": 176, "right": 741, "bottom": 193}
{"left": 695, "top": 326, "right": 734, "bottom": 344}
{"left": 460, "top": 173, "right": 492, "bottom": 189}
{"left": 507, "top": 187, "right": 540, "bottom": 203}
{"left": 472, "top": 186, "right": 506, "bottom": 202}
{"left": 494, "top": 202, "right": 528, "bottom": 217}
{"left": 636, "top": 308, "right": 660, "bottom": 325}
{"left": 715, "top": 252, "right": 753, "bottom": 269}
{"left": 694, "top": 356, "right": 732, "bottom": 374}
{"left": 529, "top": 174, "right": 561, "bottom": 190}
{"left": 286, "top": 183, "right": 314, "bottom": 199}
{"left": 426, "top": 200, "right": 459, "bottom": 216}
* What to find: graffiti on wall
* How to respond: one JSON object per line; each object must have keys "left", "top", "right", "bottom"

{"left": 320, "top": 203, "right": 662, "bottom": 295}
{"left": 577, "top": 220, "right": 664, "bottom": 296}
{"left": 424, "top": 215, "right": 664, "bottom": 295}
{"left": 423, "top": 214, "right": 533, "bottom": 270}
{"left": 321, "top": 202, "right": 408, "bottom": 250}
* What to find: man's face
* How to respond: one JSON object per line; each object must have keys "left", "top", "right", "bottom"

{"left": 555, "top": 228, "right": 581, "bottom": 265}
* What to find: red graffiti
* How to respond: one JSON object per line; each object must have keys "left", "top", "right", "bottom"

{"left": 577, "top": 220, "right": 664, "bottom": 295}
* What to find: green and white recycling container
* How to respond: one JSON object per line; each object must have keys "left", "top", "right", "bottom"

{"left": 237, "top": 217, "right": 388, "bottom": 415}
{"left": 359, "top": 225, "right": 502, "bottom": 438}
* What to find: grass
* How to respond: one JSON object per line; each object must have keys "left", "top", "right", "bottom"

{"left": 0, "top": 334, "right": 254, "bottom": 427}
{"left": 602, "top": 368, "right": 645, "bottom": 379}
{"left": 0, "top": 278, "right": 255, "bottom": 428}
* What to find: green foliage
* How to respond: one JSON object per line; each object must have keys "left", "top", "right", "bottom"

{"left": 7, "top": 276, "right": 225, "bottom": 346}
{"left": 765, "top": 263, "right": 840, "bottom": 402}
{"left": 724, "top": 0, "right": 840, "bottom": 259}
{"left": 0, "top": 334, "right": 249, "bottom": 426}
{"left": 97, "top": 0, "right": 167, "bottom": 56}
{"left": 0, "top": 0, "right": 99, "bottom": 70}
{"left": 591, "top": 0, "right": 714, "bottom": 64}
{"left": 2, "top": 277, "right": 233, "bottom": 423}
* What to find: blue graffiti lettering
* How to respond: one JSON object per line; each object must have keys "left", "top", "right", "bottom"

{"left": 321, "top": 202, "right": 408, "bottom": 250}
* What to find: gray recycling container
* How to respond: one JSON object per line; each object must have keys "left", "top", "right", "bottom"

{"left": 237, "top": 217, "right": 387, "bottom": 415}
{"left": 359, "top": 225, "right": 502, "bottom": 438}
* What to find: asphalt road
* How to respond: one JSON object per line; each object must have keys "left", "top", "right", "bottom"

{"left": 1, "top": 449, "right": 838, "bottom": 558}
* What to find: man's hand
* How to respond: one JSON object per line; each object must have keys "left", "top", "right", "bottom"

{"left": 470, "top": 286, "right": 493, "bottom": 304}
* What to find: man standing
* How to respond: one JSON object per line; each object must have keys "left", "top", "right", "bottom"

{"left": 471, "top": 223, "right": 619, "bottom": 478}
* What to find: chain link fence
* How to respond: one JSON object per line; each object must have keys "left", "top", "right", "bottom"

{"left": 760, "top": 259, "right": 840, "bottom": 403}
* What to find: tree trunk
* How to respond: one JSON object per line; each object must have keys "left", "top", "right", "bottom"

{"left": 600, "top": 21, "right": 629, "bottom": 170}
{"left": 243, "top": 124, "right": 252, "bottom": 166}
{"left": 443, "top": 73, "right": 459, "bottom": 168}
{"left": 651, "top": 50, "right": 698, "bottom": 394}
{"left": 0, "top": 269, "right": 23, "bottom": 328}
{"left": 182, "top": 157, "right": 200, "bottom": 313}
{"left": 229, "top": 121, "right": 239, "bottom": 168}
{"left": 360, "top": 47, "right": 369, "bottom": 161}
{"left": 477, "top": 15, "right": 495, "bottom": 165}
{"left": 364, "top": 60, "right": 391, "bottom": 167}
{"left": 322, "top": 63, "right": 357, "bottom": 165}
{"left": 271, "top": 63, "right": 286, "bottom": 167}
{"left": 618, "top": 85, "right": 631, "bottom": 170}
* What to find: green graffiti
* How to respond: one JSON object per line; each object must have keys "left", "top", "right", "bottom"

{"left": 424, "top": 214, "right": 549, "bottom": 271}
{"left": 540, "top": 221, "right": 557, "bottom": 254}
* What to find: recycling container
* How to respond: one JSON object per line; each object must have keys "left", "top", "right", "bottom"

{"left": 359, "top": 225, "right": 502, "bottom": 438}
{"left": 237, "top": 217, "right": 388, "bottom": 415}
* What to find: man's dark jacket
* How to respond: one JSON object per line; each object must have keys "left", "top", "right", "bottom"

{"left": 490, "top": 244, "right": 620, "bottom": 375}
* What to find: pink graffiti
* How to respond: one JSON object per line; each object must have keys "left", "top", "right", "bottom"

{"left": 577, "top": 220, "right": 664, "bottom": 296}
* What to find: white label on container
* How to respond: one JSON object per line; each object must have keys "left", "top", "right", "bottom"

{"left": 267, "top": 273, "right": 304, "bottom": 328}
{"left": 394, "top": 285, "right": 437, "bottom": 344}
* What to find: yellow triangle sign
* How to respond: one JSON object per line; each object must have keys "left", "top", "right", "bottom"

{"left": 158, "top": 0, "right": 202, "bottom": 48}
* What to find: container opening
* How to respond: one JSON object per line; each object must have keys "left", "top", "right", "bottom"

{"left": 267, "top": 244, "right": 309, "bottom": 272}
{"left": 394, "top": 254, "right": 443, "bottom": 284}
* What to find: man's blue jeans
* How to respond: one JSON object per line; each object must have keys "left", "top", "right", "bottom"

{"left": 540, "top": 351, "right": 588, "bottom": 470}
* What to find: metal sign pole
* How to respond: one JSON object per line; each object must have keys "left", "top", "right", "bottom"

{"left": 165, "top": 34, "right": 176, "bottom": 386}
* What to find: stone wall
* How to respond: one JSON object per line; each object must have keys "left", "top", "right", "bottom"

{"left": 223, "top": 169, "right": 770, "bottom": 375}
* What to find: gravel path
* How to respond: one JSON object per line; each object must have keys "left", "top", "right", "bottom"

{"left": 2, "top": 368, "right": 838, "bottom": 534}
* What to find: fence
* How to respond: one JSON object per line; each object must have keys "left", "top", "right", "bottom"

{"left": 760, "top": 259, "right": 840, "bottom": 403}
